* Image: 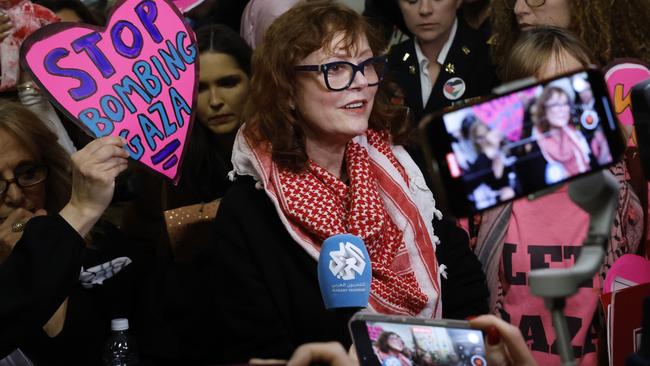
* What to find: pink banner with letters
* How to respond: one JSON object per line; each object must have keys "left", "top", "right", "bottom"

{"left": 21, "top": 0, "right": 198, "bottom": 183}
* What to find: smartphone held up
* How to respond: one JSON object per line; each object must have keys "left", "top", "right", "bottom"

{"left": 350, "top": 313, "right": 488, "bottom": 366}
{"left": 419, "top": 68, "right": 625, "bottom": 216}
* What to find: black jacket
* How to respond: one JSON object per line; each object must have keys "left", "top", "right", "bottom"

{"left": 387, "top": 19, "right": 498, "bottom": 127}
{"left": 0, "top": 215, "right": 152, "bottom": 365}
{"left": 208, "top": 176, "right": 489, "bottom": 363}
{"left": 0, "top": 215, "right": 84, "bottom": 359}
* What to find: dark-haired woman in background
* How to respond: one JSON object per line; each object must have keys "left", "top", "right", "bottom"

{"left": 149, "top": 24, "right": 254, "bottom": 363}
{"left": 165, "top": 24, "right": 252, "bottom": 207}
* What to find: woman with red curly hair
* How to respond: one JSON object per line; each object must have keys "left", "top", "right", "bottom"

{"left": 490, "top": 0, "right": 650, "bottom": 77}
{"left": 208, "top": 1, "right": 488, "bottom": 363}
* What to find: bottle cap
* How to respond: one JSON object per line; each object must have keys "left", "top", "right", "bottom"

{"left": 111, "top": 318, "right": 129, "bottom": 331}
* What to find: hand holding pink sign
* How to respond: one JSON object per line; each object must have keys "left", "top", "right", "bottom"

{"left": 20, "top": 0, "right": 197, "bottom": 183}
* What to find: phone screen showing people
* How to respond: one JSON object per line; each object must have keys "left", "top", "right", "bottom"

{"left": 429, "top": 70, "right": 623, "bottom": 214}
{"left": 364, "top": 321, "right": 487, "bottom": 366}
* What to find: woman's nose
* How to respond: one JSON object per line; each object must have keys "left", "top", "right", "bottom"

{"left": 419, "top": 0, "right": 433, "bottom": 16}
{"left": 514, "top": 0, "right": 531, "bottom": 17}
{"left": 209, "top": 86, "right": 224, "bottom": 110}
{"left": 348, "top": 69, "right": 370, "bottom": 90}
{"left": 3, "top": 180, "right": 26, "bottom": 208}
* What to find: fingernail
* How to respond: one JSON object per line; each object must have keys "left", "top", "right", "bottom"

{"left": 465, "top": 315, "right": 477, "bottom": 320}
{"left": 487, "top": 326, "right": 500, "bottom": 345}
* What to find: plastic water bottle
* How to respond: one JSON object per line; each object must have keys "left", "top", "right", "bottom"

{"left": 102, "top": 318, "right": 139, "bottom": 366}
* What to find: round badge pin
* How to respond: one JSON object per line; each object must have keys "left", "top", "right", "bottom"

{"left": 580, "top": 109, "right": 599, "bottom": 130}
{"left": 443, "top": 77, "right": 466, "bottom": 100}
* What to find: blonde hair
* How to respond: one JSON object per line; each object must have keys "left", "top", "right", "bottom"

{"left": 0, "top": 100, "right": 71, "bottom": 213}
{"left": 503, "top": 26, "right": 592, "bottom": 82}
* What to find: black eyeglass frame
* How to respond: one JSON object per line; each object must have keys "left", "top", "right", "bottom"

{"left": 504, "top": 0, "right": 546, "bottom": 9}
{"left": 294, "top": 55, "right": 388, "bottom": 92}
{"left": 0, "top": 165, "right": 49, "bottom": 195}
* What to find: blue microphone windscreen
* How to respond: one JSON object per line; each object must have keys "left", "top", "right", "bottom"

{"left": 318, "top": 233, "right": 372, "bottom": 310}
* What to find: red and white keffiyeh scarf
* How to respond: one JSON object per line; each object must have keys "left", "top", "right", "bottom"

{"left": 230, "top": 128, "right": 444, "bottom": 317}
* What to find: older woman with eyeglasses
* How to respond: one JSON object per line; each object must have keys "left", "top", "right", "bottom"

{"left": 208, "top": 2, "right": 488, "bottom": 363}
{"left": 0, "top": 99, "right": 136, "bottom": 363}
{"left": 490, "top": 0, "right": 650, "bottom": 75}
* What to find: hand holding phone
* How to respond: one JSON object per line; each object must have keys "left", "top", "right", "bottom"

{"left": 468, "top": 315, "right": 538, "bottom": 366}
{"left": 349, "top": 313, "right": 489, "bottom": 366}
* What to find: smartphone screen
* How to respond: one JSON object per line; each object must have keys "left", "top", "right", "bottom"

{"left": 351, "top": 318, "right": 487, "bottom": 366}
{"left": 420, "top": 69, "right": 625, "bottom": 216}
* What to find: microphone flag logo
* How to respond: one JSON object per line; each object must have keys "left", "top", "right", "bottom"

{"left": 329, "top": 241, "right": 366, "bottom": 280}
{"left": 318, "top": 234, "right": 372, "bottom": 309}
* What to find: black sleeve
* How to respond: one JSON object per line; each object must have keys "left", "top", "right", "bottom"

{"left": 433, "top": 216, "right": 490, "bottom": 319}
{"left": 0, "top": 215, "right": 84, "bottom": 357}
{"left": 207, "top": 180, "right": 296, "bottom": 363}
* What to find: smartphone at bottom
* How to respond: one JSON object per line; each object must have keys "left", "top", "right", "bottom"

{"left": 350, "top": 313, "right": 487, "bottom": 366}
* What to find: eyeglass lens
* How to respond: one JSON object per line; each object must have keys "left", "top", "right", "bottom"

{"left": 0, "top": 166, "right": 47, "bottom": 195}
{"left": 325, "top": 58, "right": 386, "bottom": 90}
{"left": 504, "top": 0, "right": 546, "bottom": 8}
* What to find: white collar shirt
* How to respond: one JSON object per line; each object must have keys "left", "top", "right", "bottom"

{"left": 413, "top": 18, "right": 458, "bottom": 107}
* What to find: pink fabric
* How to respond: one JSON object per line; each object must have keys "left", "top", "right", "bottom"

{"left": 603, "top": 254, "right": 650, "bottom": 293}
{"left": 475, "top": 162, "right": 643, "bottom": 365}
{"left": 239, "top": 0, "right": 299, "bottom": 49}
{"left": 0, "top": 0, "right": 58, "bottom": 91}
{"left": 499, "top": 186, "right": 598, "bottom": 365}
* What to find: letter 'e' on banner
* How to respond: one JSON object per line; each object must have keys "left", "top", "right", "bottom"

{"left": 20, "top": 0, "right": 199, "bottom": 184}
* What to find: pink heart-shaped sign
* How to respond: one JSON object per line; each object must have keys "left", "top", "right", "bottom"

{"left": 20, "top": 0, "right": 197, "bottom": 183}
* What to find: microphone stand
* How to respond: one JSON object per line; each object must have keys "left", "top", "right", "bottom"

{"left": 528, "top": 170, "right": 619, "bottom": 366}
